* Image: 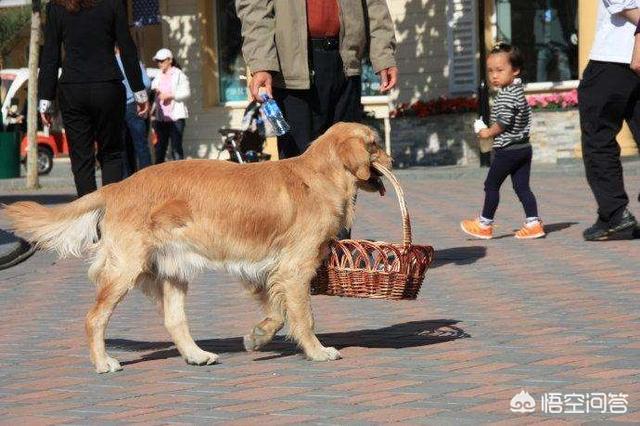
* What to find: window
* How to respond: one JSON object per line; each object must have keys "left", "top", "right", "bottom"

{"left": 448, "top": 0, "right": 479, "bottom": 94}
{"left": 495, "top": 0, "right": 578, "bottom": 83}
{"left": 216, "top": 0, "right": 247, "bottom": 102}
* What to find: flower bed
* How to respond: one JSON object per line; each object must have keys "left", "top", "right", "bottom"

{"left": 527, "top": 89, "right": 578, "bottom": 111}
{"left": 387, "top": 91, "right": 580, "bottom": 167}
{"left": 391, "top": 96, "right": 478, "bottom": 118}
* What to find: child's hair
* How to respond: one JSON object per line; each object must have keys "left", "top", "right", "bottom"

{"left": 489, "top": 42, "right": 524, "bottom": 71}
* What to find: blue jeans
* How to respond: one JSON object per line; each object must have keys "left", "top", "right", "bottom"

{"left": 154, "top": 119, "right": 186, "bottom": 163}
{"left": 124, "top": 102, "right": 151, "bottom": 172}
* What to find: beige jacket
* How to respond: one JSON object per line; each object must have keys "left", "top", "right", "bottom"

{"left": 236, "top": 0, "right": 397, "bottom": 89}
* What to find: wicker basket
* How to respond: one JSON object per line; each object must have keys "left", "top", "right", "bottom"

{"left": 311, "top": 163, "right": 434, "bottom": 300}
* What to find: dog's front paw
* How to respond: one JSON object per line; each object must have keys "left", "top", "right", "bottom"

{"left": 184, "top": 349, "right": 219, "bottom": 366}
{"left": 306, "top": 346, "right": 342, "bottom": 361}
{"left": 95, "top": 356, "right": 123, "bottom": 374}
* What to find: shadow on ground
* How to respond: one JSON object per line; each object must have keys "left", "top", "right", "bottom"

{"left": 492, "top": 221, "right": 579, "bottom": 240}
{"left": 0, "top": 194, "right": 75, "bottom": 205}
{"left": 432, "top": 246, "right": 487, "bottom": 268}
{"left": 109, "top": 319, "right": 470, "bottom": 366}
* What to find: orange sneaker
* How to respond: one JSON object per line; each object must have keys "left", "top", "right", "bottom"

{"left": 460, "top": 218, "right": 493, "bottom": 239}
{"left": 515, "top": 220, "right": 546, "bottom": 239}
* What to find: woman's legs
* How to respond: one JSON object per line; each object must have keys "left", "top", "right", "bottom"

{"left": 60, "top": 84, "right": 98, "bottom": 197}
{"left": 92, "top": 82, "right": 126, "bottom": 187}
{"left": 154, "top": 121, "right": 171, "bottom": 164}
{"left": 169, "top": 119, "right": 185, "bottom": 160}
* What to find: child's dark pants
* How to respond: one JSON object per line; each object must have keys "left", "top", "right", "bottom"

{"left": 482, "top": 145, "right": 539, "bottom": 220}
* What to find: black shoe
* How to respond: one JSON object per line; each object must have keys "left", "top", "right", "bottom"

{"left": 583, "top": 209, "right": 638, "bottom": 241}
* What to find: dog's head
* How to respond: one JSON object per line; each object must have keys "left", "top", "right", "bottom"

{"left": 329, "top": 123, "right": 392, "bottom": 195}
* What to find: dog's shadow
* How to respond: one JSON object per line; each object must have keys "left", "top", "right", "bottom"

{"left": 431, "top": 246, "right": 487, "bottom": 268}
{"left": 109, "top": 319, "right": 470, "bottom": 366}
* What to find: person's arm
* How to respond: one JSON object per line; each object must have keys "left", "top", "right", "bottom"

{"left": 113, "top": 0, "right": 147, "bottom": 104}
{"left": 632, "top": 32, "right": 640, "bottom": 74}
{"left": 478, "top": 123, "right": 504, "bottom": 139}
{"left": 479, "top": 94, "right": 515, "bottom": 138}
{"left": 140, "top": 63, "right": 151, "bottom": 91}
{"left": 366, "top": 0, "right": 398, "bottom": 91}
{"left": 38, "top": 2, "right": 62, "bottom": 124}
{"left": 236, "top": 0, "right": 279, "bottom": 100}
{"left": 620, "top": 8, "right": 640, "bottom": 24}
{"left": 604, "top": 0, "right": 640, "bottom": 24}
{"left": 172, "top": 70, "right": 191, "bottom": 102}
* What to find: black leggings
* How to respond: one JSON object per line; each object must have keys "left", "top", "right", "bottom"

{"left": 482, "top": 145, "right": 539, "bottom": 220}
{"left": 154, "top": 119, "right": 186, "bottom": 163}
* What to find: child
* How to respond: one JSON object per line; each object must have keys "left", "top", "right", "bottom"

{"left": 461, "top": 43, "right": 545, "bottom": 240}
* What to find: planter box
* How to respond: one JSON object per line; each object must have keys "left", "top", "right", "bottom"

{"left": 386, "top": 109, "right": 580, "bottom": 167}
{"left": 529, "top": 109, "right": 580, "bottom": 163}
{"left": 387, "top": 113, "right": 478, "bottom": 167}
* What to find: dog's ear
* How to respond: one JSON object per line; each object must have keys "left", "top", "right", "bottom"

{"left": 337, "top": 137, "right": 371, "bottom": 181}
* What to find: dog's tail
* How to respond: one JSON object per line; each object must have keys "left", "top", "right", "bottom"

{"left": 3, "top": 190, "right": 106, "bottom": 258}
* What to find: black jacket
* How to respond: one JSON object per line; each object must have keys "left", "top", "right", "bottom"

{"left": 39, "top": 0, "right": 144, "bottom": 101}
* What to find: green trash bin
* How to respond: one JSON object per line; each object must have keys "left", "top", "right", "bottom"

{"left": 0, "top": 132, "right": 21, "bottom": 179}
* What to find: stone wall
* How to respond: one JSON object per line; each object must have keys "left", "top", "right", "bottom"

{"left": 388, "top": 109, "right": 581, "bottom": 167}
{"left": 530, "top": 109, "right": 581, "bottom": 163}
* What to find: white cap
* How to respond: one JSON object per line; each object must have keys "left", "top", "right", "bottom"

{"left": 153, "top": 48, "right": 173, "bottom": 62}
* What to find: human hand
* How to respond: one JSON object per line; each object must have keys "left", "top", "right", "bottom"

{"left": 158, "top": 92, "right": 174, "bottom": 104}
{"left": 137, "top": 101, "right": 150, "bottom": 118}
{"left": 473, "top": 118, "right": 488, "bottom": 134}
{"left": 570, "top": 33, "right": 578, "bottom": 46}
{"left": 40, "top": 112, "right": 52, "bottom": 127}
{"left": 250, "top": 71, "right": 273, "bottom": 101}
{"left": 378, "top": 66, "right": 398, "bottom": 92}
{"left": 478, "top": 128, "right": 492, "bottom": 139}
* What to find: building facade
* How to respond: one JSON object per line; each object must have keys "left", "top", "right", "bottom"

{"left": 1, "top": 0, "right": 635, "bottom": 159}
{"left": 139, "top": 0, "right": 606, "bottom": 159}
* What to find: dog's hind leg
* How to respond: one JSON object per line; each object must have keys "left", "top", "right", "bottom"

{"left": 244, "top": 285, "right": 285, "bottom": 352}
{"left": 86, "top": 264, "right": 137, "bottom": 374}
{"left": 162, "top": 279, "right": 219, "bottom": 366}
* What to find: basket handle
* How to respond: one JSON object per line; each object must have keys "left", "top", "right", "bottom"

{"left": 372, "top": 162, "right": 412, "bottom": 247}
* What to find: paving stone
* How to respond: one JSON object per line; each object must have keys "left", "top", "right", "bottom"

{"left": 1, "top": 171, "right": 639, "bottom": 423}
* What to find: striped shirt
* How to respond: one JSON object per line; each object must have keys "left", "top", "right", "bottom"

{"left": 491, "top": 79, "right": 531, "bottom": 149}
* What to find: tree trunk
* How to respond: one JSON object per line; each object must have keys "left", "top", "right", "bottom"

{"left": 26, "top": 1, "right": 41, "bottom": 189}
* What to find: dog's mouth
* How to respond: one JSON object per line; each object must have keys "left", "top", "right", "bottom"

{"left": 367, "top": 164, "right": 386, "bottom": 196}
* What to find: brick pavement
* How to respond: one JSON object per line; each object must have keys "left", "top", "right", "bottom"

{"left": 0, "top": 167, "right": 639, "bottom": 424}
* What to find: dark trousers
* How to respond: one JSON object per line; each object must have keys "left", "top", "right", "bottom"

{"left": 482, "top": 145, "right": 539, "bottom": 220}
{"left": 59, "top": 81, "right": 126, "bottom": 197}
{"left": 274, "top": 44, "right": 362, "bottom": 159}
{"left": 578, "top": 60, "right": 640, "bottom": 223}
{"left": 123, "top": 102, "right": 151, "bottom": 175}
{"left": 154, "top": 119, "right": 185, "bottom": 163}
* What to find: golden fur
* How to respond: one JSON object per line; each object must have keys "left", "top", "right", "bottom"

{"left": 3, "top": 122, "right": 392, "bottom": 373}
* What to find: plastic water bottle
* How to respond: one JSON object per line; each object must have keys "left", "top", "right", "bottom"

{"left": 260, "top": 94, "right": 290, "bottom": 136}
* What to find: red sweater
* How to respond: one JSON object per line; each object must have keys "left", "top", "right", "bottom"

{"left": 306, "top": 0, "right": 340, "bottom": 38}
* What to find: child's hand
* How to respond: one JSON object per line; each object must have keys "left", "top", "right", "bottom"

{"left": 473, "top": 118, "right": 488, "bottom": 134}
{"left": 478, "top": 128, "right": 492, "bottom": 139}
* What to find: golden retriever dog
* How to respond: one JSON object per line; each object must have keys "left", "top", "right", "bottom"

{"left": 4, "top": 122, "right": 392, "bottom": 373}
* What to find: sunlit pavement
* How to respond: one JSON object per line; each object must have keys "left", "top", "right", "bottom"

{"left": 0, "top": 164, "right": 639, "bottom": 424}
